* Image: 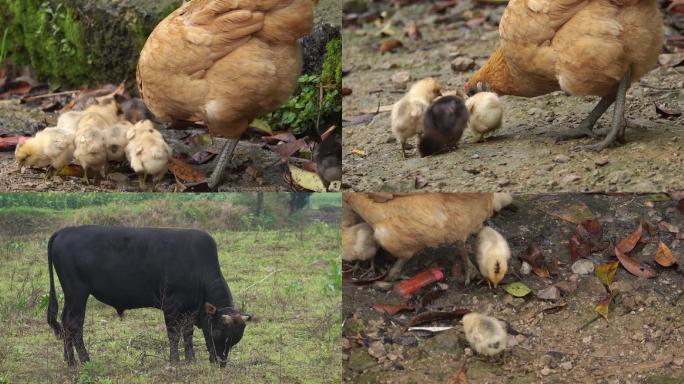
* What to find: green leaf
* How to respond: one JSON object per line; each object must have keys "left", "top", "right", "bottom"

{"left": 595, "top": 260, "right": 619, "bottom": 288}
{"left": 504, "top": 282, "right": 532, "bottom": 297}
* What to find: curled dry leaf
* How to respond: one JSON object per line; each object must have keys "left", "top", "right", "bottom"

{"left": 372, "top": 303, "right": 414, "bottom": 316}
{"left": 655, "top": 242, "right": 677, "bottom": 267}
{"left": 569, "top": 219, "right": 606, "bottom": 260}
{"left": 168, "top": 157, "right": 207, "bottom": 183}
{"left": 594, "top": 295, "right": 612, "bottom": 320}
{"left": 379, "top": 38, "right": 403, "bottom": 54}
{"left": 614, "top": 247, "right": 657, "bottom": 278}
{"left": 404, "top": 20, "right": 422, "bottom": 40}
{"left": 520, "top": 244, "right": 550, "bottom": 278}
{"left": 616, "top": 224, "right": 643, "bottom": 254}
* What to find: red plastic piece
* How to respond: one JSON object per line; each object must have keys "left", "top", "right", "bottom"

{"left": 393, "top": 268, "right": 444, "bottom": 297}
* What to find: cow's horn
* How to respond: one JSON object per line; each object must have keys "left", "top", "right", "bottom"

{"left": 221, "top": 314, "right": 234, "bottom": 324}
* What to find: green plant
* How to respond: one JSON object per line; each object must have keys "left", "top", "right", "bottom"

{"left": 324, "top": 258, "right": 342, "bottom": 294}
{"left": 266, "top": 37, "right": 342, "bottom": 135}
{"left": 0, "top": 28, "right": 8, "bottom": 61}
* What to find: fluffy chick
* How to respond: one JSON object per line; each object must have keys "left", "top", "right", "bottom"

{"left": 73, "top": 124, "right": 108, "bottom": 185}
{"left": 465, "top": 92, "right": 502, "bottom": 142}
{"left": 476, "top": 226, "right": 510, "bottom": 288}
{"left": 315, "top": 128, "right": 342, "bottom": 191}
{"left": 84, "top": 97, "right": 119, "bottom": 127}
{"left": 462, "top": 312, "right": 507, "bottom": 356}
{"left": 418, "top": 95, "right": 469, "bottom": 157}
{"left": 105, "top": 121, "right": 132, "bottom": 162}
{"left": 56, "top": 111, "right": 83, "bottom": 132}
{"left": 15, "top": 127, "right": 75, "bottom": 179}
{"left": 125, "top": 127, "right": 171, "bottom": 190}
{"left": 127, "top": 120, "right": 163, "bottom": 142}
{"left": 391, "top": 78, "right": 442, "bottom": 158}
{"left": 342, "top": 223, "right": 379, "bottom": 270}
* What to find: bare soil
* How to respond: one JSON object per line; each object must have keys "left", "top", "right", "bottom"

{"left": 341, "top": 3, "right": 684, "bottom": 193}
{"left": 342, "top": 193, "right": 684, "bottom": 383}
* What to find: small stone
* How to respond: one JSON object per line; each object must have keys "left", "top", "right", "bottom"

{"left": 571, "top": 259, "right": 595, "bottom": 275}
{"left": 553, "top": 154, "right": 570, "bottom": 163}
{"left": 560, "top": 361, "right": 573, "bottom": 371}
{"left": 609, "top": 280, "right": 634, "bottom": 294}
{"left": 450, "top": 57, "right": 475, "bottom": 72}
{"left": 541, "top": 367, "right": 552, "bottom": 376}
{"left": 673, "top": 358, "right": 684, "bottom": 366}
{"left": 540, "top": 354, "right": 553, "bottom": 366}
{"left": 471, "top": 154, "right": 480, "bottom": 159}
{"left": 631, "top": 331, "right": 645, "bottom": 342}
{"left": 562, "top": 174, "right": 581, "bottom": 184}
{"left": 520, "top": 261, "right": 532, "bottom": 275}
{"left": 595, "top": 157, "right": 610, "bottom": 166}
{"left": 368, "top": 341, "right": 387, "bottom": 359}
{"left": 555, "top": 280, "right": 578, "bottom": 295}
{"left": 391, "top": 71, "right": 411, "bottom": 85}
{"left": 537, "top": 285, "right": 561, "bottom": 300}
{"left": 464, "top": 347, "right": 474, "bottom": 357}
{"left": 576, "top": 275, "right": 607, "bottom": 299}
{"left": 582, "top": 336, "right": 592, "bottom": 344}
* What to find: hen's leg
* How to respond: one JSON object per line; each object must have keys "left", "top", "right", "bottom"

{"left": 553, "top": 96, "right": 614, "bottom": 141}
{"left": 461, "top": 241, "right": 478, "bottom": 286}
{"left": 386, "top": 258, "right": 407, "bottom": 281}
{"left": 579, "top": 68, "right": 631, "bottom": 151}
{"left": 207, "top": 138, "right": 239, "bottom": 190}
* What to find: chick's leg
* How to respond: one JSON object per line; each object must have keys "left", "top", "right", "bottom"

{"left": 207, "top": 138, "right": 240, "bottom": 190}
{"left": 579, "top": 68, "right": 631, "bottom": 151}
{"left": 553, "top": 96, "right": 614, "bottom": 141}
{"left": 386, "top": 258, "right": 407, "bottom": 281}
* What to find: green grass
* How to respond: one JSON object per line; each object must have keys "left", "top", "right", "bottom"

{"left": 0, "top": 195, "right": 341, "bottom": 383}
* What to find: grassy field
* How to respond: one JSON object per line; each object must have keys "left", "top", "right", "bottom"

{"left": 0, "top": 194, "right": 341, "bottom": 383}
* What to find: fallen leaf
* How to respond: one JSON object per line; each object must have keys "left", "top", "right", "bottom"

{"left": 168, "top": 157, "right": 206, "bottom": 183}
{"left": 56, "top": 164, "right": 84, "bottom": 177}
{"left": 569, "top": 235, "right": 591, "bottom": 260}
{"left": 504, "top": 282, "right": 532, "bottom": 297}
{"left": 594, "top": 295, "right": 612, "bottom": 320}
{"left": 655, "top": 103, "right": 682, "bottom": 118}
{"left": 446, "top": 362, "right": 469, "bottom": 384}
{"left": 616, "top": 224, "right": 643, "bottom": 254}
{"left": 658, "top": 52, "right": 684, "bottom": 68}
{"left": 404, "top": 20, "right": 422, "bottom": 40}
{"left": 379, "top": 38, "right": 403, "bottom": 54}
{"left": 271, "top": 138, "right": 308, "bottom": 158}
{"left": 248, "top": 118, "right": 272, "bottom": 135}
{"left": 595, "top": 260, "right": 620, "bottom": 287}
{"left": 408, "top": 309, "right": 470, "bottom": 327}
{"left": 351, "top": 149, "right": 366, "bottom": 156}
{"left": 547, "top": 201, "right": 594, "bottom": 224}
{"left": 288, "top": 164, "right": 326, "bottom": 192}
{"left": 262, "top": 132, "right": 297, "bottom": 145}
{"left": 520, "top": 244, "right": 550, "bottom": 278}
{"left": 372, "top": 303, "right": 414, "bottom": 316}
{"left": 0, "top": 80, "right": 32, "bottom": 99}
{"left": 420, "top": 289, "right": 446, "bottom": 308}
{"left": 655, "top": 242, "right": 677, "bottom": 267}
{"left": 658, "top": 221, "right": 679, "bottom": 233}
{"left": 614, "top": 246, "right": 657, "bottom": 278}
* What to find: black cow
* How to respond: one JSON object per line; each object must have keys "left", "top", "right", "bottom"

{"left": 47, "top": 225, "right": 250, "bottom": 367}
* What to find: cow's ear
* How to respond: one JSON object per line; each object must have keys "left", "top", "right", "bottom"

{"left": 204, "top": 303, "right": 216, "bottom": 316}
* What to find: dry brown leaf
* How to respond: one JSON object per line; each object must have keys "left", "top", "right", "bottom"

{"left": 379, "top": 38, "right": 403, "bottom": 54}
{"left": 616, "top": 224, "right": 643, "bottom": 254}
{"left": 520, "top": 244, "right": 550, "bottom": 278}
{"left": 372, "top": 303, "right": 414, "bottom": 316}
{"left": 655, "top": 242, "right": 677, "bottom": 267}
{"left": 404, "top": 20, "right": 422, "bottom": 40}
{"left": 614, "top": 247, "right": 657, "bottom": 278}
{"left": 446, "top": 362, "right": 469, "bottom": 384}
{"left": 168, "top": 157, "right": 207, "bottom": 183}
{"left": 658, "top": 221, "right": 679, "bottom": 233}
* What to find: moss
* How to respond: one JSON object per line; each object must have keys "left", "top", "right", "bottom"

{"left": 0, "top": 0, "right": 181, "bottom": 88}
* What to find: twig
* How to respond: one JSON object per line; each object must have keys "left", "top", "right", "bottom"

{"left": 21, "top": 90, "right": 78, "bottom": 101}
{"left": 576, "top": 315, "right": 600, "bottom": 332}
{"left": 238, "top": 269, "right": 277, "bottom": 295}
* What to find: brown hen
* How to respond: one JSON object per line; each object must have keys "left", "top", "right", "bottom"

{"left": 465, "top": 0, "right": 663, "bottom": 151}
{"left": 137, "top": 0, "right": 315, "bottom": 188}
{"left": 343, "top": 192, "right": 513, "bottom": 283}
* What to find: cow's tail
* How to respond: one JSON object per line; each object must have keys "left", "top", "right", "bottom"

{"left": 47, "top": 232, "right": 62, "bottom": 339}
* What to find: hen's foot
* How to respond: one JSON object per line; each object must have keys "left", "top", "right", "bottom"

{"left": 553, "top": 95, "right": 614, "bottom": 142}
{"left": 207, "top": 138, "right": 240, "bottom": 190}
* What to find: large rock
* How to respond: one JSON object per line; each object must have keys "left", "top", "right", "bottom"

{"left": 0, "top": 0, "right": 181, "bottom": 88}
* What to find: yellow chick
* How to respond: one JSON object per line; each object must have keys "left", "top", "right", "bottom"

{"left": 342, "top": 223, "right": 379, "bottom": 271}
{"left": 125, "top": 127, "right": 172, "bottom": 190}
{"left": 492, "top": 192, "right": 513, "bottom": 212}
{"left": 15, "top": 127, "right": 75, "bottom": 179}
{"left": 73, "top": 119, "right": 108, "bottom": 184}
{"left": 105, "top": 121, "right": 132, "bottom": 162}
{"left": 462, "top": 312, "right": 507, "bottom": 356}
{"left": 56, "top": 111, "right": 83, "bottom": 132}
{"left": 465, "top": 92, "right": 503, "bottom": 142}
{"left": 391, "top": 78, "right": 442, "bottom": 158}
{"left": 476, "top": 226, "right": 510, "bottom": 288}
{"left": 126, "top": 120, "right": 163, "bottom": 142}
{"left": 84, "top": 97, "right": 119, "bottom": 127}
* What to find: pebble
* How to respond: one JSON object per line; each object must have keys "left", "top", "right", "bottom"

{"left": 673, "top": 358, "right": 684, "bottom": 366}
{"left": 571, "top": 259, "right": 594, "bottom": 275}
{"left": 595, "top": 157, "right": 610, "bottom": 166}
{"left": 537, "top": 285, "right": 561, "bottom": 300}
{"left": 520, "top": 261, "right": 532, "bottom": 275}
{"left": 464, "top": 347, "right": 474, "bottom": 357}
{"left": 541, "top": 367, "right": 552, "bottom": 376}
{"left": 391, "top": 71, "right": 411, "bottom": 85}
{"left": 560, "top": 361, "right": 573, "bottom": 371}
{"left": 582, "top": 336, "right": 592, "bottom": 344}
{"left": 368, "top": 341, "right": 387, "bottom": 359}
{"left": 562, "top": 174, "right": 581, "bottom": 184}
{"left": 450, "top": 57, "right": 475, "bottom": 72}
{"left": 553, "top": 154, "right": 570, "bottom": 163}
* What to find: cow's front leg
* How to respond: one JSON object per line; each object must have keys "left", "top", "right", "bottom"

{"left": 182, "top": 323, "right": 195, "bottom": 362}
{"left": 164, "top": 314, "right": 181, "bottom": 363}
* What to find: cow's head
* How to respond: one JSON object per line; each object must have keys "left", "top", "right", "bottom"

{"left": 203, "top": 303, "right": 251, "bottom": 367}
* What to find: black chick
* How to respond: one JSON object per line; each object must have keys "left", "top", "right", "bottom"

{"left": 418, "top": 95, "right": 468, "bottom": 157}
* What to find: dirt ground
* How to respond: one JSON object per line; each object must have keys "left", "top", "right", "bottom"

{"left": 0, "top": 100, "right": 292, "bottom": 192}
{"left": 341, "top": 3, "right": 684, "bottom": 193}
{"left": 342, "top": 193, "right": 684, "bottom": 383}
